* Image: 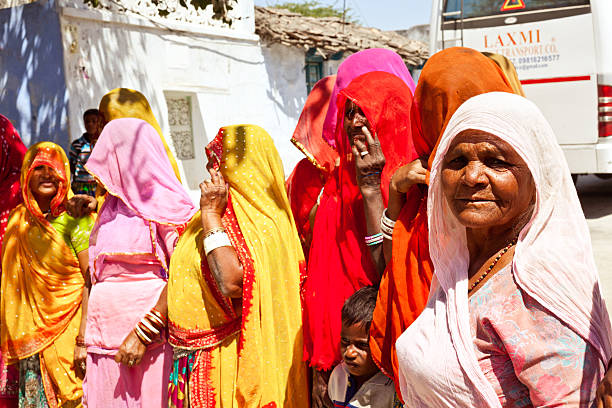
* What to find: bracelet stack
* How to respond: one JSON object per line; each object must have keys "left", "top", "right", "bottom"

{"left": 203, "top": 227, "right": 233, "bottom": 256}
{"left": 380, "top": 208, "right": 396, "bottom": 240}
{"left": 365, "top": 233, "right": 383, "bottom": 247}
{"left": 134, "top": 308, "right": 167, "bottom": 346}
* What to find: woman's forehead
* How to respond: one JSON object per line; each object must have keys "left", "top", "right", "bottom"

{"left": 448, "top": 129, "right": 517, "bottom": 155}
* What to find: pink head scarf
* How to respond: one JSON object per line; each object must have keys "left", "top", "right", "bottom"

{"left": 407, "top": 92, "right": 612, "bottom": 405}
{"left": 86, "top": 118, "right": 196, "bottom": 279}
{"left": 322, "top": 48, "right": 416, "bottom": 148}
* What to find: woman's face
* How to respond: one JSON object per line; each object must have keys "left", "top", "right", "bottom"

{"left": 29, "top": 165, "right": 59, "bottom": 200}
{"left": 441, "top": 130, "right": 535, "bottom": 230}
{"left": 343, "top": 99, "right": 371, "bottom": 147}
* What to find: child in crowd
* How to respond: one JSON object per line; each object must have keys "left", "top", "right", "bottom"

{"left": 329, "top": 286, "right": 401, "bottom": 407}
{"left": 69, "top": 108, "right": 102, "bottom": 196}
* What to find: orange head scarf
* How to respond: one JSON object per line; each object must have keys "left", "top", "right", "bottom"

{"left": 1, "top": 142, "right": 84, "bottom": 405}
{"left": 369, "top": 47, "right": 514, "bottom": 390}
{"left": 303, "top": 71, "right": 416, "bottom": 370}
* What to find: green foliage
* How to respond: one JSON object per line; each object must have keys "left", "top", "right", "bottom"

{"left": 83, "top": 0, "right": 233, "bottom": 23}
{"left": 270, "top": 1, "right": 356, "bottom": 22}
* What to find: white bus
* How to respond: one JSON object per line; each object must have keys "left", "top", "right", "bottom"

{"left": 430, "top": 0, "right": 612, "bottom": 178}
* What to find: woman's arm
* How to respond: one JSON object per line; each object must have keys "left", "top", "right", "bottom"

{"left": 74, "top": 249, "right": 90, "bottom": 378}
{"left": 596, "top": 365, "right": 612, "bottom": 408}
{"left": 200, "top": 168, "right": 243, "bottom": 298}
{"left": 382, "top": 158, "right": 428, "bottom": 263}
{"left": 352, "top": 127, "right": 386, "bottom": 278}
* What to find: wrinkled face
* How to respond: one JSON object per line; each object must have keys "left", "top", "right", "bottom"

{"left": 29, "top": 165, "right": 60, "bottom": 200}
{"left": 343, "top": 99, "right": 371, "bottom": 147}
{"left": 84, "top": 114, "right": 100, "bottom": 135}
{"left": 441, "top": 130, "right": 535, "bottom": 230}
{"left": 340, "top": 322, "right": 379, "bottom": 379}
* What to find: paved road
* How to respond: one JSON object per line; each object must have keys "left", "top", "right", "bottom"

{"left": 577, "top": 175, "right": 612, "bottom": 308}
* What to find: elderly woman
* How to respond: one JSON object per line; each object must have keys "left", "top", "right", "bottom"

{"left": 396, "top": 92, "right": 612, "bottom": 406}
{"left": 1, "top": 142, "right": 94, "bottom": 407}
{"left": 82, "top": 118, "right": 196, "bottom": 407}
{"left": 167, "top": 125, "right": 309, "bottom": 407}
{"left": 369, "top": 46, "right": 515, "bottom": 390}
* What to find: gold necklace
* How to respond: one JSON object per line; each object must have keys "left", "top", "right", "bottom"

{"left": 469, "top": 239, "right": 517, "bottom": 292}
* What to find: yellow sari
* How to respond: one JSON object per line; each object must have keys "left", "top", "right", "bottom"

{"left": 98, "top": 87, "right": 182, "bottom": 181}
{"left": 168, "top": 125, "right": 309, "bottom": 407}
{"left": 1, "top": 142, "right": 85, "bottom": 407}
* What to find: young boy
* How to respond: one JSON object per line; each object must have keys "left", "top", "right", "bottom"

{"left": 69, "top": 109, "right": 102, "bottom": 196}
{"left": 328, "top": 285, "right": 400, "bottom": 407}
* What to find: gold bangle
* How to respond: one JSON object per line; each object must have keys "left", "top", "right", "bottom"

{"left": 203, "top": 227, "right": 226, "bottom": 239}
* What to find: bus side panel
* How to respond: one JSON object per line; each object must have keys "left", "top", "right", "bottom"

{"left": 523, "top": 78, "right": 598, "bottom": 145}
{"left": 458, "top": 14, "right": 598, "bottom": 146}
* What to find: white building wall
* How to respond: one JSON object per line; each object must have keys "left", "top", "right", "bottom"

{"left": 58, "top": 4, "right": 315, "bottom": 203}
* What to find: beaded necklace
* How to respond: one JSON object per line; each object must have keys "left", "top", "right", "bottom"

{"left": 468, "top": 239, "right": 517, "bottom": 293}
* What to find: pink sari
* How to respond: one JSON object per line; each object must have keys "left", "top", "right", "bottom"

{"left": 84, "top": 118, "right": 196, "bottom": 407}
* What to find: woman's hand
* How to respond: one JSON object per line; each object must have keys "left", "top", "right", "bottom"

{"left": 66, "top": 194, "right": 97, "bottom": 217}
{"left": 114, "top": 330, "right": 147, "bottom": 368}
{"left": 351, "top": 126, "right": 386, "bottom": 196}
{"left": 596, "top": 367, "right": 612, "bottom": 408}
{"left": 200, "top": 168, "right": 228, "bottom": 219}
{"left": 73, "top": 344, "right": 87, "bottom": 378}
{"left": 390, "top": 157, "right": 428, "bottom": 194}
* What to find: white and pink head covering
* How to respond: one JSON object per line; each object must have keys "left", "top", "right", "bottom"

{"left": 399, "top": 92, "right": 612, "bottom": 405}
{"left": 86, "top": 118, "right": 197, "bottom": 279}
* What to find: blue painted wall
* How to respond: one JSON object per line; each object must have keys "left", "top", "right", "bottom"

{"left": 0, "top": 0, "right": 69, "bottom": 149}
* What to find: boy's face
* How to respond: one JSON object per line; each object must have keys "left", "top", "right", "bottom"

{"left": 340, "top": 322, "right": 379, "bottom": 379}
{"left": 84, "top": 114, "right": 100, "bottom": 135}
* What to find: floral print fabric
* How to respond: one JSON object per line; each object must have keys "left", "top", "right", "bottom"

{"left": 470, "top": 265, "right": 604, "bottom": 407}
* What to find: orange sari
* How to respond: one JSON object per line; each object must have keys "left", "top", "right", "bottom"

{"left": 1, "top": 142, "right": 85, "bottom": 407}
{"left": 369, "top": 47, "right": 515, "bottom": 391}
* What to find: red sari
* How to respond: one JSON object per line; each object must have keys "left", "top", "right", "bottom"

{"left": 369, "top": 47, "right": 515, "bottom": 392}
{"left": 303, "top": 71, "right": 416, "bottom": 370}
{"left": 286, "top": 76, "right": 338, "bottom": 251}
{"left": 0, "top": 114, "right": 25, "bottom": 407}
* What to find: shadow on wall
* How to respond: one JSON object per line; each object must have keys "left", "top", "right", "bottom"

{"left": 261, "top": 43, "right": 305, "bottom": 123}
{"left": 0, "top": 0, "right": 70, "bottom": 148}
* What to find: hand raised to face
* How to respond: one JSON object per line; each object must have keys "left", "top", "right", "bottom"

{"left": 199, "top": 167, "right": 228, "bottom": 218}
{"left": 351, "top": 126, "right": 386, "bottom": 195}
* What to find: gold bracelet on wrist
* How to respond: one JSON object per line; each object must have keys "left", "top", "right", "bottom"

{"left": 203, "top": 227, "right": 226, "bottom": 239}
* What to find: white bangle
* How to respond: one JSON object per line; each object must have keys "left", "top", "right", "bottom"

{"left": 380, "top": 208, "right": 396, "bottom": 239}
{"left": 203, "top": 231, "right": 232, "bottom": 256}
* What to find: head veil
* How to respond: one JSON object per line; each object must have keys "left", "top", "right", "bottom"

{"left": 303, "top": 71, "right": 415, "bottom": 370}
{"left": 427, "top": 91, "right": 612, "bottom": 405}
{"left": 99, "top": 88, "right": 182, "bottom": 181}
{"left": 287, "top": 76, "right": 338, "bottom": 249}
{"left": 322, "top": 48, "right": 416, "bottom": 148}
{"left": 370, "top": 47, "right": 515, "bottom": 386}
{"left": 86, "top": 118, "right": 196, "bottom": 281}
{"left": 0, "top": 114, "right": 27, "bottom": 250}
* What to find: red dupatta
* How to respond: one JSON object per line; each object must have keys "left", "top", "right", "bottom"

{"left": 303, "top": 71, "right": 416, "bottom": 370}
{"left": 369, "top": 47, "right": 515, "bottom": 391}
{"left": 287, "top": 76, "right": 338, "bottom": 251}
{"left": 0, "top": 115, "right": 26, "bottom": 251}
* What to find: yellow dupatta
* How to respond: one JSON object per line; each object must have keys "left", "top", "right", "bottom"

{"left": 1, "top": 142, "right": 84, "bottom": 407}
{"left": 168, "top": 125, "right": 309, "bottom": 407}
{"left": 98, "top": 87, "right": 182, "bottom": 181}
{"left": 482, "top": 52, "right": 526, "bottom": 96}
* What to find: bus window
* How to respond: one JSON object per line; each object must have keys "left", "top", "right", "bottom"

{"left": 444, "top": 0, "right": 590, "bottom": 20}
